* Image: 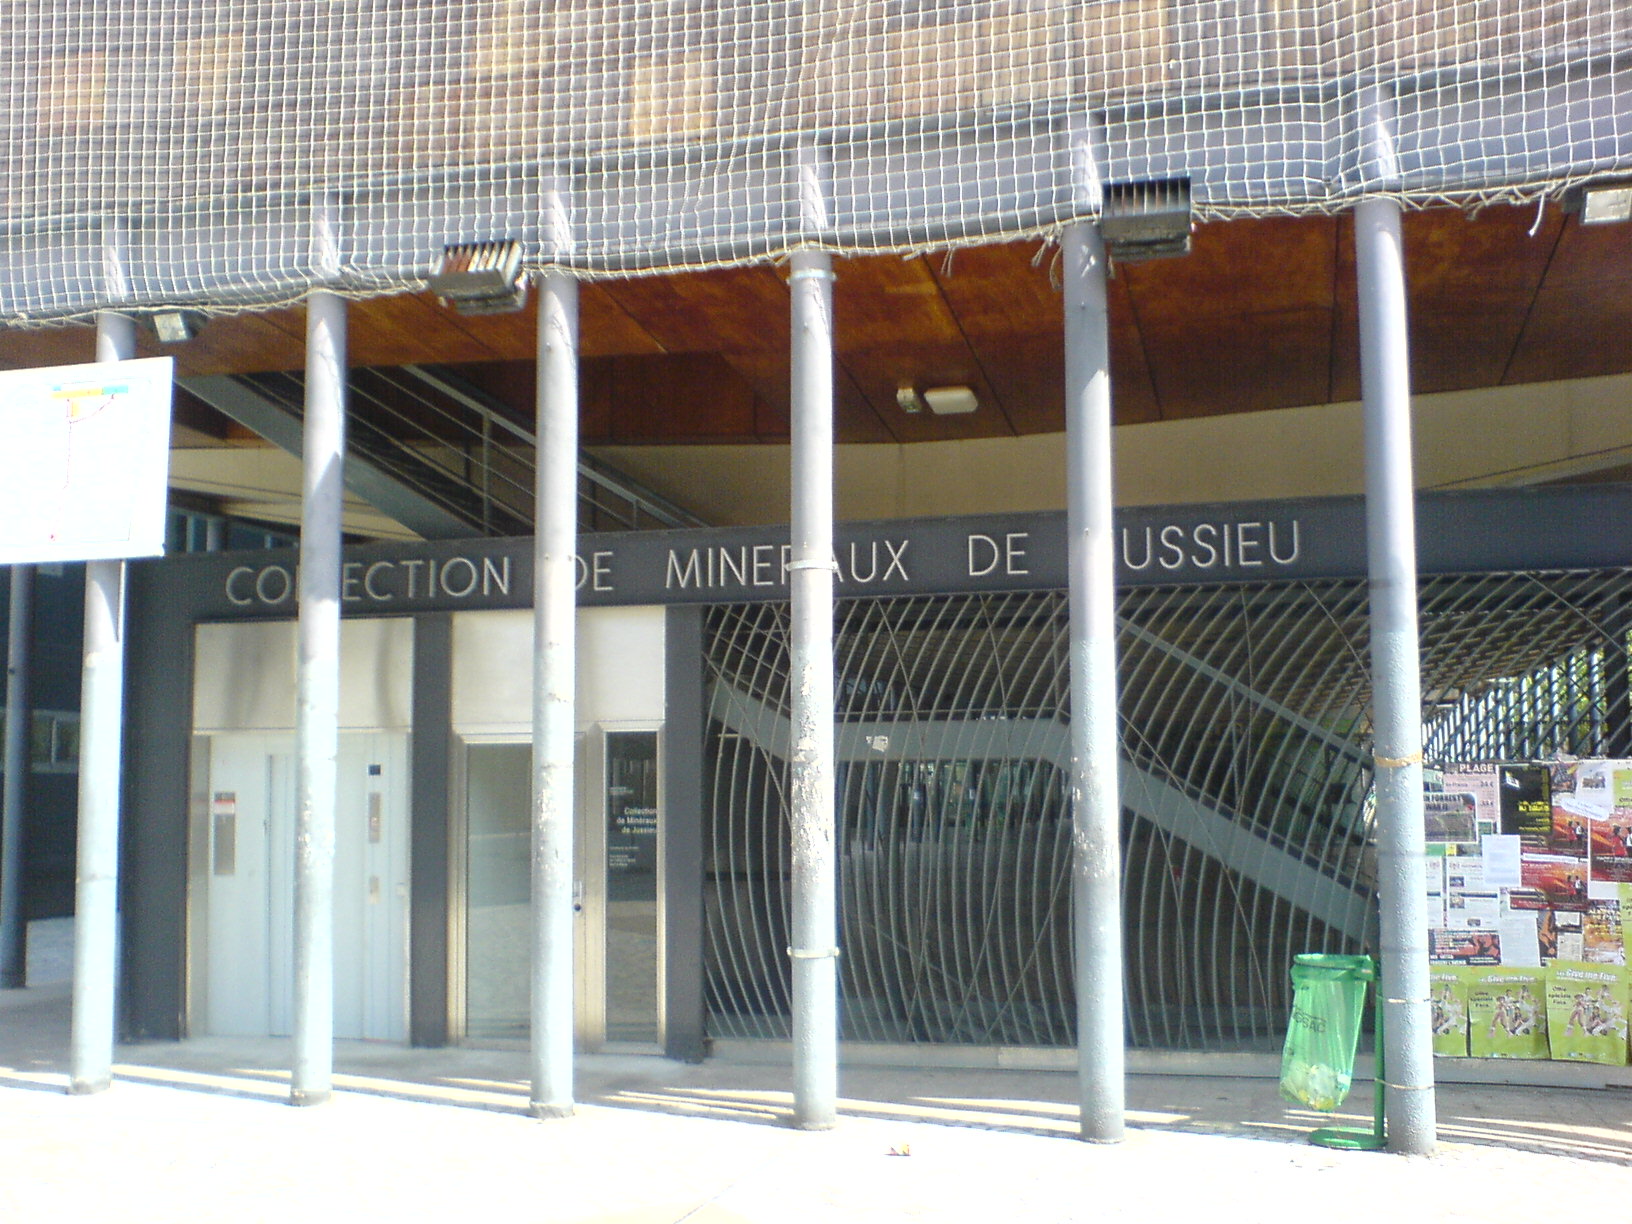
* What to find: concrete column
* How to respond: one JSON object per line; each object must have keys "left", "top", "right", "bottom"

{"left": 68, "top": 312, "right": 137, "bottom": 1093}
{"left": 1063, "top": 221, "right": 1125, "bottom": 1143}
{"left": 290, "top": 289, "right": 347, "bottom": 1106}
{"left": 1356, "top": 195, "right": 1437, "bottom": 1156}
{"left": 531, "top": 269, "right": 579, "bottom": 1119}
{"left": 788, "top": 248, "right": 838, "bottom": 1130}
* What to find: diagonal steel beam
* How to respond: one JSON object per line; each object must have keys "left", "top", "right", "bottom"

{"left": 1119, "top": 616, "right": 1366, "bottom": 765}
{"left": 707, "top": 678, "right": 1372, "bottom": 942}
{"left": 182, "top": 374, "right": 476, "bottom": 541}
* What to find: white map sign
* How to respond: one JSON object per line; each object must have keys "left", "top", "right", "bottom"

{"left": 0, "top": 356, "right": 174, "bottom": 564}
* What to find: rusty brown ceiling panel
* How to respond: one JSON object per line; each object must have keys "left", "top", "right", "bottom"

{"left": 1141, "top": 307, "right": 1336, "bottom": 419}
{"left": 1508, "top": 281, "right": 1632, "bottom": 385}
{"left": 4, "top": 206, "right": 1630, "bottom": 450}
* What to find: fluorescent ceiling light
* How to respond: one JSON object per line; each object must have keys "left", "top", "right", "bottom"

{"left": 923, "top": 386, "right": 978, "bottom": 415}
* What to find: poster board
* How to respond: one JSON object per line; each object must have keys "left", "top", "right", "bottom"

{"left": 0, "top": 357, "right": 174, "bottom": 564}
{"left": 1426, "top": 760, "right": 1632, "bottom": 1066}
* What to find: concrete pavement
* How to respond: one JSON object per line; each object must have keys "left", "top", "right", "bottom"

{"left": 3, "top": 920, "right": 1629, "bottom": 1222}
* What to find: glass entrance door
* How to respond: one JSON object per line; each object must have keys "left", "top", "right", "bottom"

{"left": 460, "top": 730, "right": 662, "bottom": 1048}
{"left": 462, "top": 741, "right": 531, "bottom": 1041}
{"left": 601, "top": 730, "right": 661, "bottom": 1044}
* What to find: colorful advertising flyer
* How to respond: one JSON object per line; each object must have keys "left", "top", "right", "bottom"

{"left": 1509, "top": 853, "right": 1589, "bottom": 912}
{"left": 1550, "top": 760, "right": 1591, "bottom": 856}
{"left": 1442, "top": 763, "right": 1500, "bottom": 835}
{"left": 1538, "top": 909, "right": 1561, "bottom": 961}
{"left": 1588, "top": 812, "right": 1632, "bottom": 894}
{"left": 1430, "top": 928, "right": 1502, "bottom": 965}
{"left": 1467, "top": 967, "right": 1550, "bottom": 1059}
{"left": 1580, "top": 762, "right": 1632, "bottom": 898}
{"left": 1583, "top": 902, "right": 1626, "bottom": 966}
{"left": 1429, "top": 967, "right": 1470, "bottom": 1057}
{"left": 1500, "top": 764, "right": 1553, "bottom": 849}
{"left": 1545, "top": 962, "right": 1630, "bottom": 1066}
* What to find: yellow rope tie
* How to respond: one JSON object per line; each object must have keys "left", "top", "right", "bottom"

{"left": 1372, "top": 750, "right": 1423, "bottom": 768}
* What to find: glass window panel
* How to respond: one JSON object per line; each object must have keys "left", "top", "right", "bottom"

{"left": 464, "top": 742, "right": 532, "bottom": 1040}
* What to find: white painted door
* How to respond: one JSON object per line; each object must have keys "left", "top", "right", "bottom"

{"left": 203, "top": 731, "right": 409, "bottom": 1040}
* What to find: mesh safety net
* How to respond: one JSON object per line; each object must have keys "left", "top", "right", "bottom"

{"left": 3, "top": 1, "right": 1630, "bottom": 320}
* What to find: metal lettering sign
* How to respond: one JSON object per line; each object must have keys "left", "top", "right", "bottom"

{"left": 184, "top": 485, "right": 1632, "bottom": 618}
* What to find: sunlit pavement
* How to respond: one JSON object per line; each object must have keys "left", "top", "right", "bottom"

{"left": 4, "top": 922, "right": 1629, "bottom": 1223}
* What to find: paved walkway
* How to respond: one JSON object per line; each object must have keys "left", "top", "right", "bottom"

{"left": 3, "top": 921, "right": 1629, "bottom": 1222}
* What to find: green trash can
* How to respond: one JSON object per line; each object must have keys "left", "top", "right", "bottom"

{"left": 1279, "top": 954, "right": 1375, "bottom": 1112}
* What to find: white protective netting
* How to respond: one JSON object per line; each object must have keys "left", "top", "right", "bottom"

{"left": 3, "top": 1, "right": 1630, "bottom": 321}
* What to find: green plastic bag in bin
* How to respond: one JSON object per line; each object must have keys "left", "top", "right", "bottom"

{"left": 1279, "top": 954, "right": 1374, "bottom": 1111}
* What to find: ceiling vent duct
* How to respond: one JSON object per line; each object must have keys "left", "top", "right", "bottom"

{"left": 1099, "top": 177, "right": 1193, "bottom": 262}
{"left": 429, "top": 239, "right": 529, "bottom": 314}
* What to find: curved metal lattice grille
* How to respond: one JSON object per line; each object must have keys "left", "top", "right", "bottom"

{"left": 5, "top": 3, "right": 1632, "bottom": 319}
{"left": 1423, "top": 572, "right": 1632, "bottom": 761}
{"left": 703, "top": 567, "right": 1632, "bottom": 1050}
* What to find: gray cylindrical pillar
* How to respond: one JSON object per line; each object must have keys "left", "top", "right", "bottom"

{"left": 1356, "top": 196, "right": 1437, "bottom": 1156}
{"left": 291, "top": 289, "right": 347, "bottom": 1107}
{"left": 532, "top": 269, "right": 579, "bottom": 1119}
{"left": 69, "top": 312, "right": 137, "bottom": 1093}
{"left": 1063, "top": 222, "right": 1125, "bottom": 1143}
{"left": 1, "top": 565, "right": 35, "bottom": 988}
{"left": 788, "top": 249, "right": 838, "bottom": 1130}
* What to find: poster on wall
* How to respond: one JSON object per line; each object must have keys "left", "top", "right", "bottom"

{"left": 1498, "top": 912, "right": 1542, "bottom": 967}
{"left": 1425, "top": 790, "right": 1479, "bottom": 843}
{"left": 1544, "top": 909, "right": 1587, "bottom": 962}
{"left": 1545, "top": 962, "right": 1630, "bottom": 1066}
{"left": 1550, "top": 761, "right": 1590, "bottom": 855}
{"left": 1425, "top": 853, "right": 1446, "bottom": 929}
{"left": 1500, "top": 764, "right": 1553, "bottom": 849}
{"left": 1444, "top": 854, "right": 1500, "bottom": 928}
{"left": 1441, "top": 763, "right": 1501, "bottom": 836}
{"left": 1467, "top": 967, "right": 1550, "bottom": 1059}
{"left": 1430, "top": 968, "right": 1471, "bottom": 1057}
{"left": 1424, "top": 758, "right": 1631, "bottom": 1063}
{"left": 1553, "top": 759, "right": 1632, "bottom": 897}
{"left": 1431, "top": 928, "right": 1502, "bottom": 965}
{"left": 1584, "top": 903, "right": 1627, "bottom": 966}
{"left": 1509, "top": 853, "right": 1589, "bottom": 912}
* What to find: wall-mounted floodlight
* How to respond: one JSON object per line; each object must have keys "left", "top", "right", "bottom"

{"left": 1099, "top": 176, "right": 1193, "bottom": 262}
{"left": 429, "top": 239, "right": 528, "bottom": 314}
{"left": 1580, "top": 182, "right": 1632, "bottom": 225}
{"left": 143, "top": 310, "right": 205, "bottom": 343}
{"left": 923, "top": 385, "right": 978, "bottom": 415}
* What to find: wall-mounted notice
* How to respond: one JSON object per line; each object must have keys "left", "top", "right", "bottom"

{"left": 0, "top": 356, "right": 174, "bottom": 563}
{"left": 1499, "top": 764, "right": 1553, "bottom": 849}
{"left": 1428, "top": 760, "right": 1632, "bottom": 1065}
